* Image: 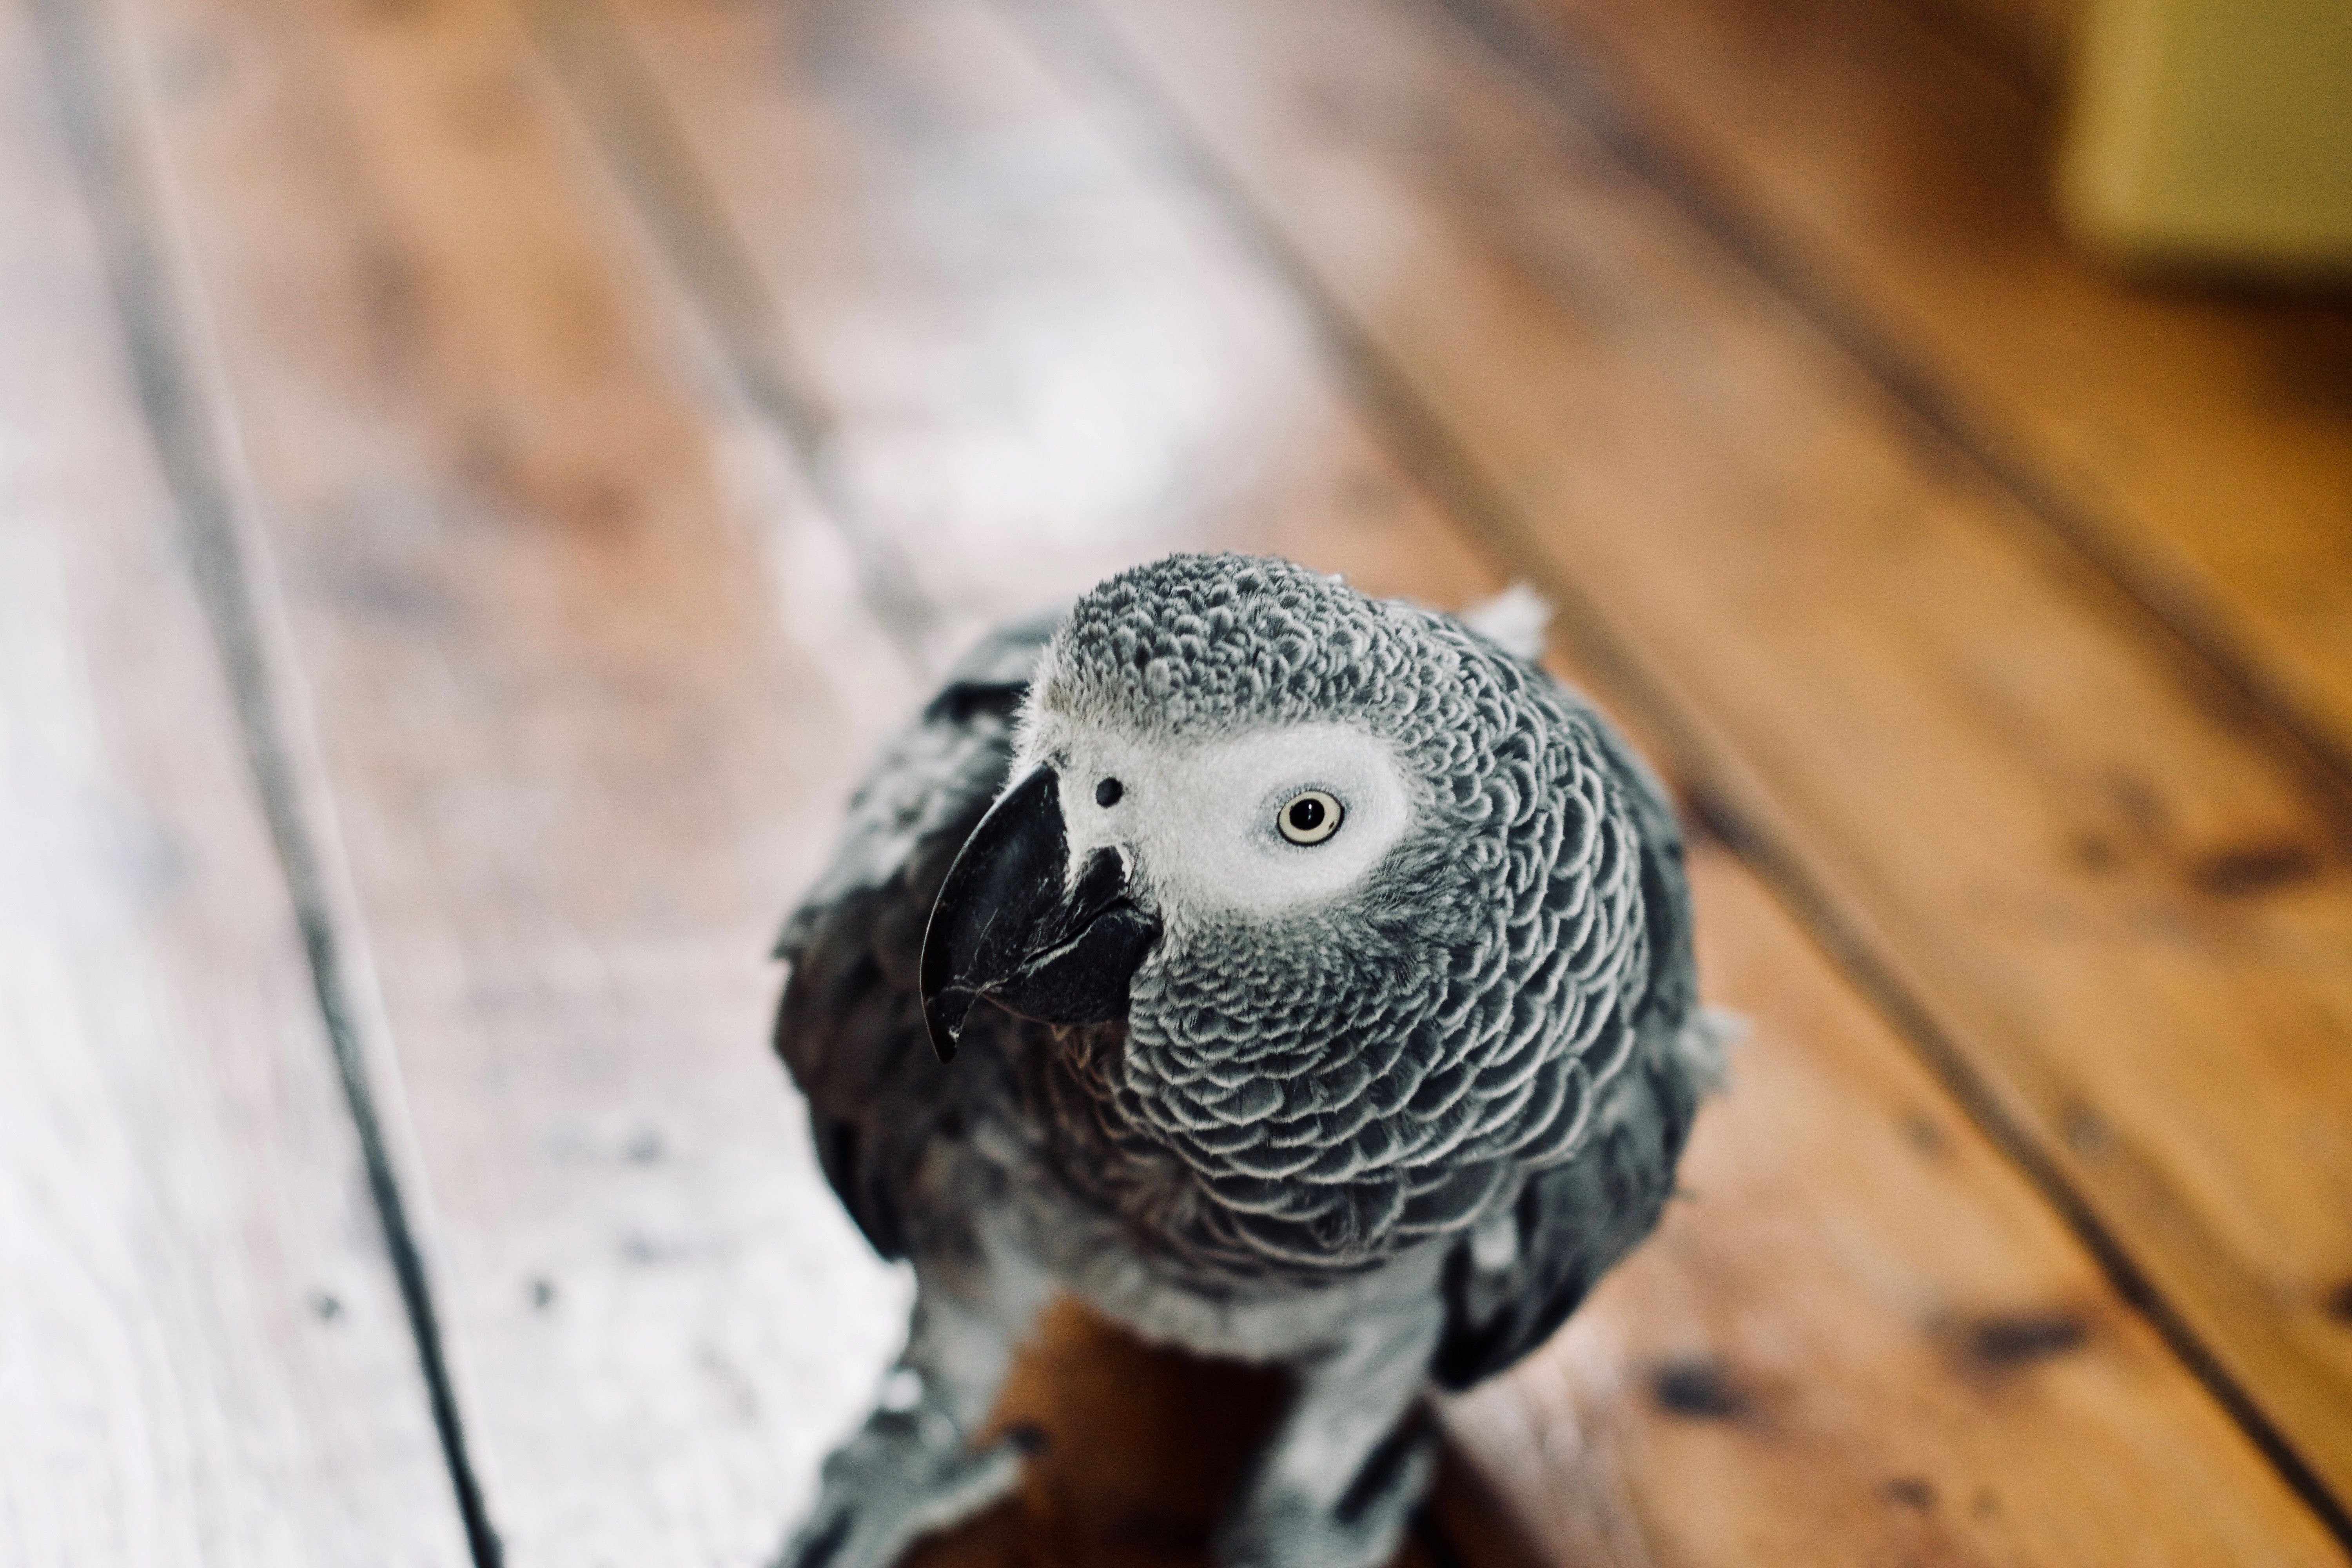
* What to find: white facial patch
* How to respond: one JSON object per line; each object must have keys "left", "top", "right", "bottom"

{"left": 1024, "top": 718, "right": 1418, "bottom": 928}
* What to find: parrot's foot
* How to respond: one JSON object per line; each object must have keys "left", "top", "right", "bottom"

{"left": 775, "top": 1410, "right": 1033, "bottom": 1568}
{"left": 1214, "top": 1416, "right": 1438, "bottom": 1568}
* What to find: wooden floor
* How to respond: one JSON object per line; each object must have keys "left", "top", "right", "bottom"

{"left": 5, "top": 0, "right": 2348, "bottom": 1559}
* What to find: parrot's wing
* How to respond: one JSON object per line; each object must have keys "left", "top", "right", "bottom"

{"left": 773, "top": 606, "right": 1063, "bottom": 1259}
{"left": 1430, "top": 701, "right": 1719, "bottom": 1389}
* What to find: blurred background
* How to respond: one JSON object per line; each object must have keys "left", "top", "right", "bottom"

{"left": 3, "top": 0, "right": 2348, "bottom": 1564}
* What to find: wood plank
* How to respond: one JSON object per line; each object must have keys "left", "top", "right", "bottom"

{"left": 528, "top": 0, "right": 1503, "bottom": 635}
{"left": 1437, "top": 837, "right": 2345, "bottom": 1567}
{"left": 1030, "top": 0, "right": 2352, "bottom": 1519}
{"left": 1508, "top": 0, "right": 2352, "bottom": 772}
{"left": 539, "top": 0, "right": 2345, "bottom": 1560}
{"left": 93, "top": 0, "right": 918, "bottom": 1559}
{"left": 0, "top": 2, "right": 472, "bottom": 1562}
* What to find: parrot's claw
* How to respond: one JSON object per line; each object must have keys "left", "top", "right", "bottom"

{"left": 1214, "top": 1413, "right": 1438, "bottom": 1568}
{"left": 775, "top": 1409, "right": 1028, "bottom": 1568}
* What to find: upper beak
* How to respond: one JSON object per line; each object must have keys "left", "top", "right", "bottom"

{"left": 918, "top": 766, "right": 1161, "bottom": 1063}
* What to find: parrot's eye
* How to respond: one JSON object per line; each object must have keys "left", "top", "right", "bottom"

{"left": 1095, "top": 777, "right": 1123, "bottom": 808}
{"left": 1277, "top": 790, "right": 1344, "bottom": 846}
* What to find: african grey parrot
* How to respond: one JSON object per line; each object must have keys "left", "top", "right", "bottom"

{"left": 773, "top": 553, "right": 1722, "bottom": 1568}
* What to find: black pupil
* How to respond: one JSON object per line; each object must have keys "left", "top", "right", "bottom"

{"left": 1288, "top": 796, "right": 1326, "bottom": 833}
{"left": 1095, "top": 777, "right": 1123, "bottom": 807}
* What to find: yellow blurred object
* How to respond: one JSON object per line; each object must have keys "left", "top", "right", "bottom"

{"left": 2060, "top": 0, "right": 2352, "bottom": 276}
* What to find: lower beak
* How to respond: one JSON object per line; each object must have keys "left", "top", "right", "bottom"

{"left": 918, "top": 766, "right": 1161, "bottom": 1062}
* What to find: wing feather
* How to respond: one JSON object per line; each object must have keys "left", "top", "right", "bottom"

{"left": 1430, "top": 684, "right": 1713, "bottom": 1389}
{"left": 773, "top": 608, "right": 1062, "bottom": 1258}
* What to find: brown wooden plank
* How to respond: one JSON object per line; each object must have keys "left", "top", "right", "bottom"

{"left": 1030, "top": 0, "right": 2352, "bottom": 1519}
{"left": 541, "top": 0, "right": 2345, "bottom": 1560}
{"left": 1513, "top": 0, "right": 2352, "bottom": 773}
{"left": 1436, "top": 837, "right": 2345, "bottom": 1567}
{"left": 0, "top": 1, "right": 472, "bottom": 1561}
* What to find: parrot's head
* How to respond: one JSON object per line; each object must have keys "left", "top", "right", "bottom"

{"left": 920, "top": 553, "right": 1649, "bottom": 1267}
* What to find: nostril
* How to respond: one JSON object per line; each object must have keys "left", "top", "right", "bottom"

{"left": 1095, "top": 777, "right": 1123, "bottom": 807}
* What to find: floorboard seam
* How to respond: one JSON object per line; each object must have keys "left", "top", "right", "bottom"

{"left": 1679, "top": 786, "right": 2352, "bottom": 1554}
{"left": 996, "top": 0, "right": 2352, "bottom": 1548}
{"left": 26, "top": 3, "right": 505, "bottom": 1562}
{"left": 520, "top": 0, "right": 951, "bottom": 676}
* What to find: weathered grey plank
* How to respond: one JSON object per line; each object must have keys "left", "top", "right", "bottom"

{"left": 0, "top": 0, "right": 472, "bottom": 1561}
{"left": 525, "top": 0, "right": 1503, "bottom": 636}
{"left": 88, "top": 0, "right": 919, "bottom": 1559}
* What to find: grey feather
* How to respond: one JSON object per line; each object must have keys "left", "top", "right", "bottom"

{"left": 774, "top": 607, "right": 1061, "bottom": 1259}
{"left": 770, "top": 555, "right": 1714, "bottom": 1568}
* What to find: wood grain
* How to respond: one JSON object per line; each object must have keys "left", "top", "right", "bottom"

{"left": 1026, "top": 0, "right": 2352, "bottom": 1516}
{"left": 1511, "top": 0, "right": 2352, "bottom": 775}
{"left": 542, "top": 0, "right": 2345, "bottom": 1559}
{"left": 0, "top": 0, "right": 471, "bottom": 1561}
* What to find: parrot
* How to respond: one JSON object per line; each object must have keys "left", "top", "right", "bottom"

{"left": 771, "top": 552, "right": 1724, "bottom": 1568}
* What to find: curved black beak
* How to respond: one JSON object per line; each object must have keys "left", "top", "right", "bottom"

{"left": 919, "top": 767, "right": 1161, "bottom": 1062}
